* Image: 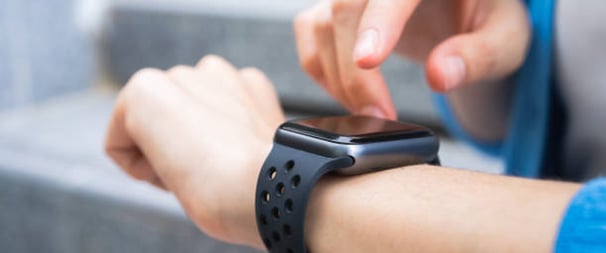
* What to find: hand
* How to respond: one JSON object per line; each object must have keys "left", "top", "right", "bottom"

{"left": 294, "top": 0, "right": 530, "bottom": 119}
{"left": 104, "top": 55, "right": 284, "bottom": 248}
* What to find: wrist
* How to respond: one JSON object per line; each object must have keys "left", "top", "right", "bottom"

{"left": 304, "top": 165, "right": 581, "bottom": 253}
{"left": 227, "top": 138, "right": 273, "bottom": 248}
{"left": 179, "top": 137, "right": 272, "bottom": 249}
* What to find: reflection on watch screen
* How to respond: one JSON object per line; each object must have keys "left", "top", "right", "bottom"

{"left": 294, "top": 115, "right": 424, "bottom": 137}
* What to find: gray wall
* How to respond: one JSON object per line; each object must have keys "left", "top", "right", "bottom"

{"left": 0, "top": 0, "right": 95, "bottom": 110}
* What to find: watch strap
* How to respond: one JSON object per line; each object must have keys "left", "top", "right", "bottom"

{"left": 255, "top": 143, "right": 353, "bottom": 253}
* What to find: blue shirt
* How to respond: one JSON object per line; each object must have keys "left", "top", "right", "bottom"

{"left": 433, "top": 0, "right": 606, "bottom": 251}
{"left": 556, "top": 179, "right": 606, "bottom": 252}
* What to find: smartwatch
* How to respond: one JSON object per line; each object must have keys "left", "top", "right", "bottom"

{"left": 255, "top": 115, "right": 439, "bottom": 253}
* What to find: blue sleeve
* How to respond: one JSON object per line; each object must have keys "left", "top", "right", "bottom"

{"left": 555, "top": 178, "right": 606, "bottom": 252}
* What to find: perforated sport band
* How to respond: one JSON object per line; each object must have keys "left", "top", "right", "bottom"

{"left": 255, "top": 143, "right": 353, "bottom": 253}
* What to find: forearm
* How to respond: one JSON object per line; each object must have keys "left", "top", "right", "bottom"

{"left": 446, "top": 80, "right": 513, "bottom": 142}
{"left": 305, "top": 165, "right": 580, "bottom": 253}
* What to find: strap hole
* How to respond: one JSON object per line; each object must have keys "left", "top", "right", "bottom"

{"left": 275, "top": 183, "right": 285, "bottom": 197}
{"left": 283, "top": 224, "right": 292, "bottom": 236}
{"left": 271, "top": 207, "right": 281, "bottom": 220}
{"left": 268, "top": 167, "right": 277, "bottom": 180}
{"left": 291, "top": 175, "right": 301, "bottom": 189}
{"left": 285, "top": 199, "right": 294, "bottom": 213}
{"left": 259, "top": 215, "right": 268, "bottom": 225}
{"left": 263, "top": 238, "right": 272, "bottom": 249}
{"left": 284, "top": 160, "right": 295, "bottom": 173}
{"left": 272, "top": 231, "right": 281, "bottom": 242}
{"left": 261, "top": 191, "right": 270, "bottom": 203}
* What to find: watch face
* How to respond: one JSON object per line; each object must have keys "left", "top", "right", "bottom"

{"left": 281, "top": 115, "right": 432, "bottom": 143}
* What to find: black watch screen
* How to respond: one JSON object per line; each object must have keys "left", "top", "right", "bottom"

{"left": 281, "top": 115, "right": 432, "bottom": 143}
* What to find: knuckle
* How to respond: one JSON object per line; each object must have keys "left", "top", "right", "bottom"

{"left": 313, "top": 10, "right": 333, "bottom": 34}
{"left": 128, "top": 171, "right": 148, "bottom": 181}
{"left": 299, "top": 53, "right": 320, "bottom": 74}
{"left": 129, "top": 68, "right": 164, "bottom": 86}
{"left": 198, "top": 54, "right": 228, "bottom": 69}
{"left": 104, "top": 142, "right": 120, "bottom": 165}
{"left": 341, "top": 74, "right": 366, "bottom": 95}
{"left": 119, "top": 84, "right": 152, "bottom": 138}
{"left": 168, "top": 65, "right": 193, "bottom": 75}
{"left": 342, "top": 78, "right": 361, "bottom": 91}
{"left": 125, "top": 68, "right": 164, "bottom": 100}
{"left": 240, "top": 67, "right": 264, "bottom": 78}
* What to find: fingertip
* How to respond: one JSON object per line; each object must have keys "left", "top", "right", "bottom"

{"left": 345, "top": 69, "right": 397, "bottom": 120}
{"left": 353, "top": 28, "right": 384, "bottom": 69}
{"left": 357, "top": 104, "right": 397, "bottom": 120}
{"left": 425, "top": 48, "right": 443, "bottom": 91}
{"left": 355, "top": 0, "right": 421, "bottom": 69}
{"left": 380, "top": 99, "right": 398, "bottom": 120}
{"left": 359, "top": 105, "right": 386, "bottom": 119}
{"left": 354, "top": 53, "right": 383, "bottom": 69}
{"left": 385, "top": 107, "right": 398, "bottom": 120}
{"left": 426, "top": 47, "right": 467, "bottom": 93}
{"left": 425, "top": 61, "right": 445, "bottom": 93}
{"left": 441, "top": 56, "right": 466, "bottom": 90}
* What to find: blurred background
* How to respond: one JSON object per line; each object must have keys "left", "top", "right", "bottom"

{"left": 0, "top": 0, "right": 502, "bottom": 252}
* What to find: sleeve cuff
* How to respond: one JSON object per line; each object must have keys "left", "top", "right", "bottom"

{"left": 555, "top": 178, "right": 606, "bottom": 252}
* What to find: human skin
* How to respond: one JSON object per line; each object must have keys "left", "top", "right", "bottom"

{"left": 105, "top": 56, "right": 580, "bottom": 253}
{"left": 294, "top": 0, "right": 530, "bottom": 141}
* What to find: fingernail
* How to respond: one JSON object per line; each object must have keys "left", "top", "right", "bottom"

{"left": 354, "top": 29, "right": 379, "bottom": 61}
{"left": 359, "top": 105, "right": 386, "bottom": 118}
{"left": 443, "top": 56, "right": 466, "bottom": 90}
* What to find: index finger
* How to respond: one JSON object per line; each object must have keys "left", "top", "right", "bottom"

{"left": 353, "top": 0, "right": 422, "bottom": 68}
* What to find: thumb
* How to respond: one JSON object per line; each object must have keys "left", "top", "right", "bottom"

{"left": 425, "top": 2, "right": 530, "bottom": 92}
{"left": 353, "top": 0, "right": 422, "bottom": 69}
